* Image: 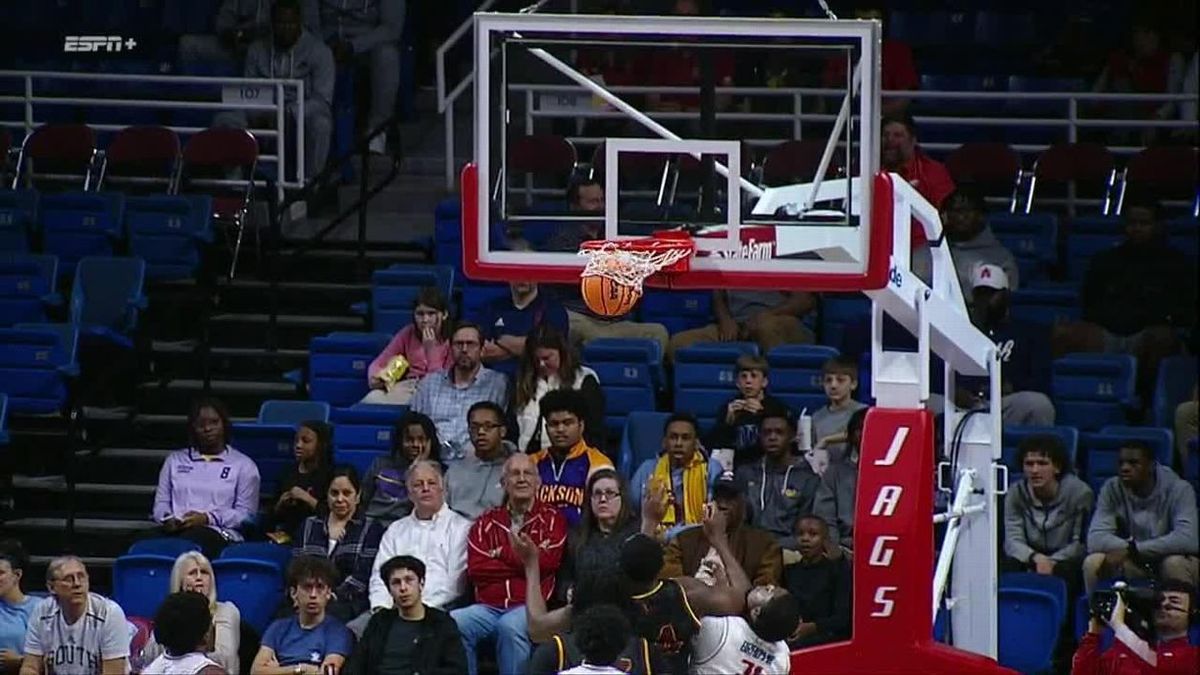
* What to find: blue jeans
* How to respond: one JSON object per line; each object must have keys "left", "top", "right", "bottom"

{"left": 450, "top": 604, "right": 530, "bottom": 675}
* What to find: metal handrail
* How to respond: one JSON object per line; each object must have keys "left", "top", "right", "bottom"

{"left": 437, "top": 0, "right": 500, "bottom": 112}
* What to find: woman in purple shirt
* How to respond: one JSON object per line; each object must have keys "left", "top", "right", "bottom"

{"left": 151, "top": 398, "right": 261, "bottom": 558}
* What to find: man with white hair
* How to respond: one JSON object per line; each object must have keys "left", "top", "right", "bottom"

{"left": 20, "top": 557, "right": 130, "bottom": 675}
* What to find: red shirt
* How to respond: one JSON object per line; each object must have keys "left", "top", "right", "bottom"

{"left": 465, "top": 500, "right": 567, "bottom": 609}
{"left": 648, "top": 48, "right": 736, "bottom": 109}
{"left": 823, "top": 39, "right": 919, "bottom": 92}
{"left": 893, "top": 150, "right": 955, "bottom": 245}
{"left": 1072, "top": 632, "right": 1199, "bottom": 675}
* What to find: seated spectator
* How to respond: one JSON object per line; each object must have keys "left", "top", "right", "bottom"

{"left": 811, "top": 355, "right": 868, "bottom": 462}
{"left": 1054, "top": 198, "right": 1195, "bottom": 399}
{"left": 1175, "top": 387, "right": 1197, "bottom": 470}
{"left": 361, "top": 412, "right": 441, "bottom": 526}
{"left": 410, "top": 322, "right": 509, "bottom": 462}
{"left": 560, "top": 469, "right": 656, "bottom": 602}
{"left": 369, "top": 461, "right": 470, "bottom": 617}
{"left": 708, "top": 355, "right": 786, "bottom": 466}
{"left": 178, "top": 0, "right": 273, "bottom": 69}
{"left": 447, "top": 401, "right": 515, "bottom": 520}
{"left": 631, "top": 413, "right": 722, "bottom": 533}
{"left": 250, "top": 556, "right": 352, "bottom": 675}
{"left": 881, "top": 113, "right": 955, "bottom": 213}
{"left": 958, "top": 264, "right": 1055, "bottom": 426}
{"left": 1083, "top": 440, "right": 1199, "bottom": 593}
{"left": 0, "top": 540, "right": 36, "bottom": 673}
{"left": 303, "top": 0, "right": 405, "bottom": 154}
{"left": 660, "top": 472, "right": 782, "bottom": 586}
{"left": 217, "top": 0, "right": 334, "bottom": 179}
{"left": 1072, "top": 580, "right": 1198, "bottom": 674}
{"left": 668, "top": 290, "right": 815, "bottom": 358}
{"left": 362, "top": 287, "right": 452, "bottom": 405}
{"left": 451, "top": 454, "right": 567, "bottom": 675}
{"left": 152, "top": 398, "right": 260, "bottom": 559}
{"left": 784, "top": 516, "right": 851, "bottom": 648}
{"left": 813, "top": 408, "right": 867, "bottom": 553}
{"left": 344, "top": 555, "right": 466, "bottom": 675}
{"left": 471, "top": 280, "right": 569, "bottom": 377}
{"left": 293, "top": 466, "right": 385, "bottom": 625}
{"left": 1093, "top": 21, "right": 1175, "bottom": 142}
{"left": 529, "top": 389, "right": 614, "bottom": 527}
{"left": 266, "top": 421, "right": 334, "bottom": 544}
{"left": 140, "top": 552, "right": 241, "bottom": 673}
{"left": 512, "top": 326, "right": 604, "bottom": 452}
{"left": 1003, "top": 436, "right": 1093, "bottom": 597}
{"left": 144, "top": 592, "right": 227, "bottom": 675}
{"left": 736, "top": 409, "right": 820, "bottom": 548}
{"left": 559, "top": 604, "right": 633, "bottom": 675}
{"left": 20, "top": 557, "right": 129, "bottom": 675}
{"left": 912, "top": 187, "right": 1021, "bottom": 301}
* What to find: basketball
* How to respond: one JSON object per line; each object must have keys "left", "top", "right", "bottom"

{"left": 581, "top": 274, "right": 642, "bottom": 317}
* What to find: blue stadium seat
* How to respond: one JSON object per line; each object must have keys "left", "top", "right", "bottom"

{"left": 69, "top": 256, "right": 147, "bottom": 349}
{"left": 1001, "top": 425, "right": 1080, "bottom": 475}
{"left": 0, "top": 254, "right": 60, "bottom": 326}
{"left": 0, "top": 189, "right": 38, "bottom": 252}
{"left": 1009, "top": 284, "right": 1080, "bottom": 327}
{"left": 335, "top": 448, "right": 385, "bottom": 476}
{"left": 332, "top": 404, "right": 405, "bottom": 457}
{"left": 1094, "top": 426, "right": 1173, "bottom": 466}
{"left": 230, "top": 421, "right": 295, "bottom": 495}
{"left": 583, "top": 338, "right": 663, "bottom": 437}
{"left": 308, "top": 332, "right": 391, "bottom": 407}
{"left": 39, "top": 192, "right": 126, "bottom": 270}
{"left": 0, "top": 323, "right": 79, "bottom": 414}
{"left": 220, "top": 542, "right": 293, "bottom": 571}
{"left": 0, "top": 393, "right": 8, "bottom": 446}
{"left": 258, "top": 400, "right": 331, "bottom": 425}
{"left": 639, "top": 290, "right": 712, "bottom": 335}
{"left": 988, "top": 212, "right": 1058, "bottom": 274}
{"left": 460, "top": 282, "right": 511, "bottom": 324}
{"left": 367, "top": 265, "right": 455, "bottom": 334}
{"left": 999, "top": 572, "right": 1067, "bottom": 623}
{"left": 1052, "top": 354, "right": 1136, "bottom": 431}
{"left": 674, "top": 342, "right": 757, "bottom": 431}
{"left": 1152, "top": 355, "right": 1197, "bottom": 428}
{"left": 1065, "top": 216, "right": 1123, "bottom": 282}
{"left": 618, "top": 411, "right": 671, "bottom": 479}
{"left": 213, "top": 558, "right": 284, "bottom": 634}
{"left": 997, "top": 587, "right": 1061, "bottom": 674}
{"left": 127, "top": 537, "right": 201, "bottom": 557}
{"left": 125, "top": 195, "right": 213, "bottom": 281}
{"left": 1078, "top": 428, "right": 1173, "bottom": 489}
{"left": 112, "top": 554, "right": 175, "bottom": 620}
{"left": 767, "top": 344, "right": 839, "bottom": 413}
{"left": 819, "top": 294, "right": 869, "bottom": 353}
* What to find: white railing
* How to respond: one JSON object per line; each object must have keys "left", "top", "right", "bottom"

{"left": 0, "top": 70, "right": 307, "bottom": 198}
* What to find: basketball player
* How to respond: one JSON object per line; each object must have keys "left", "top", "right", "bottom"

{"left": 142, "top": 591, "right": 226, "bottom": 674}
{"left": 517, "top": 502, "right": 752, "bottom": 674}
{"left": 689, "top": 562, "right": 799, "bottom": 675}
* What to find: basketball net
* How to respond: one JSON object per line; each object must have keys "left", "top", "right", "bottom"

{"left": 577, "top": 236, "right": 695, "bottom": 292}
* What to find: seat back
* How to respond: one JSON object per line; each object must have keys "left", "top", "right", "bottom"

{"left": 112, "top": 554, "right": 175, "bottom": 619}
{"left": 0, "top": 253, "right": 58, "bottom": 326}
{"left": 331, "top": 404, "right": 406, "bottom": 455}
{"left": 39, "top": 192, "right": 126, "bottom": 267}
{"left": 0, "top": 324, "right": 78, "bottom": 414}
{"left": 674, "top": 342, "right": 757, "bottom": 430}
{"left": 762, "top": 140, "right": 843, "bottom": 187}
{"left": 0, "top": 393, "right": 9, "bottom": 446}
{"left": 767, "top": 344, "right": 839, "bottom": 412}
{"left": 618, "top": 410, "right": 671, "bottom": 478}
{"left": 1152, "top": 354, "right": 1197, "bottom": 428}
{"left": 308, "top": 332, "right": 391, "bottom": 406}
{"left": 180, "top": 128, "right": 259, "bottom": 222}
{"left": 127, "top": 537, "right": 201, "bottom": 557}
{"left": 0, "top": 189, "right": 39, "bottom": 252}
{"left": 508, "top": 134, "right": 577, "bottom": 184}
{"left": 230, "top": 422, "right": 296, "bottom": 495}
{"left": 1001, "top": 425, "right": 1079, "bottom": 475}
{"left": 70, "top": 256, "right": 146, "bottom": 334}
{"left": 639, "top": 290, "right": 711, "bottom": 335}
{"left": 997, "top": 587, "right": 1061, "bottom": 673}
{"left": 945, "top": 142, "right": 1021, "bottom": 192}
{"left": 1078, "top": 429, "right": 1175, "bottom": 487}
{"left": 124, "top": 195, "right": 213, "bottom": 281}
{"left": 103, "top": 125, "right": 181, "bottom": 193}
{"left": 999, "top": 572, "right": 1067, "bottom": 620}
{"left": 1123, "top": 146, "right": 1198, "bottom": 204}
{"left": 370, "top": 265, "right": 455, "bottom": 334}
{"left": 1052, "top": 354, "right": 1136, "bottom": 405}
{"left": 258, "top": 399, "right": 331, "bottom": 425}
{"left": 1009, "top": 284, "right": 1080, "bottom": 327}
{"left": 213, "top": 558, "right": 285, "bottom": 634}
{"left": 18, "top": 124, "right": 96, "bottom": 191}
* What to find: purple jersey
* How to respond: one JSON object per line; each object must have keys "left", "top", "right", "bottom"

{"left": 153, "top": 446, "right": 261, "bottom": 540}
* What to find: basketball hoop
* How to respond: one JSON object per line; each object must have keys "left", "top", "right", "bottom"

{"left": 577, "top": 232, "right": 694, "bottom": 316}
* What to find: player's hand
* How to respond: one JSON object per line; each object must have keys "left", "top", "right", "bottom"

{"left": 642, "top": 480, "right": 669, "bottom": 525}
{"left": 509, "top": 532, "right": 539, "bottom": 568}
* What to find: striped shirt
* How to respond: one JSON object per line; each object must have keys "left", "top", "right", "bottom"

{"left": 410, "top": 367, "right": 509, "bottom": 461}
{"left": 152, "top": 445, "right": 261, "bottom": 541}
{"left": 294, "top": 514, "right": 385, "bottom": 614}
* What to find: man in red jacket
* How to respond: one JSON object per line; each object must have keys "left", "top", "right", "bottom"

{"left": 451, "top": 453, "right": 567, "bottom": 675}
{"left": 1072, "top": 580, "right": 1199, "bottom": 674}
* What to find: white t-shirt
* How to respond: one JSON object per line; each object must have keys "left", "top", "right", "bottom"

{"left": 690, "top": 615, "right": 790, "bottom": 675}
{"left": 24, "top": 593, "right": 131, "bottom": 675}
{"left": 143, "top": 651, "right": 219, "bottom": 674}
{"left": 559, "top": 664, "right": 627, "bottom": 675}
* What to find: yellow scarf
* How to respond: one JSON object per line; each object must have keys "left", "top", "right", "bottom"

{"left": 651, "top": 451, "right": 709, "bottom": 526}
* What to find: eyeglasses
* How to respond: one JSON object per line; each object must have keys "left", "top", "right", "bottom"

{"left": 591, "top": 490, "right": 621, "bottom": 502}
{"left": 469, "top": 422, "right": 504, "bottom": 433}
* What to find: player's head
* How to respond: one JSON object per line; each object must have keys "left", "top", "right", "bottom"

{"left": 746, "top": 585, "right": 801, "bottom": 643}
{"left": 619, "top": 533, "right": 664, "bottom": 584}
{"left": 153, "top": 591, "right": 213, "bottom": 657}
{"left": 574, "top": 603, "right": 631, "bottom": 666}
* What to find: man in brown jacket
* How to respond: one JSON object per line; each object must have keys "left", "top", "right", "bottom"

{"left": 658, "top": 472, "right": 783, "bottom": 586}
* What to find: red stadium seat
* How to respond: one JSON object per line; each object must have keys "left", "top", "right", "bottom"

{"left": 179, "top": 128, "right": 259, "bottom": 277}
{"left": 944, "top": 142, "right": 1021, "bottom": 203}
{"left": 100, "top": 126, "right": 182, "bottom": 194}
{"left": 762, "top": 139, "right": 844, "bottom": 187}
{"left": 15, "top": 124, "right": 97, "bottom": 191}
{"left": 508, "top": 134, "right": 577, "bottom": 178}
{"left": 1026, "top": 142, "right": 1117, "bottom": 213}
{"left": 1121, "top": 146, "right": 1199, "bottom": 212}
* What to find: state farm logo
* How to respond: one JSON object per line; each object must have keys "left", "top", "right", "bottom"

{"left": 710, "top": 237, "right": 775, "bottom": 260}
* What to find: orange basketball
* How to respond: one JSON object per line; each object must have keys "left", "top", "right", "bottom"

{"left": 581, "top": 274, "right": 642, "bottom": 317}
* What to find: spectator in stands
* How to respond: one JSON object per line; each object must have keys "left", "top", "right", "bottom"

{"left": 178, "top": 0, "right": 275, "bottom": 69}
{"left": 303, "top": 0, "right": 405, "bottom": 154}
{"left": 293, "top": 465, "right": 385, "bottom": 625}
{"left": 660, "top": 472, "right": 782, "bottom": 586}
{"left": 1083, "top": 440, "right": 1199, "bottom": 593}
{"left": 1094, "top": 20, "right": 1175, "bottom": 142}
{"left": 369, "top": 461, "right": 469, "bottom": 618}
{"left": 140, "top": 552, "right": 241, "bottom": 673}
{"left": 912, "top": 187, "right": 1021, "bottom": 302}
{"left": 512, "top": 326, "right": 604, "bottom": 453}
{"left": 411, "top": 322, "right": 510, "bottom": 462}
{"left": 784, "top": 516, "right": 851, "bottom": 648}
{"left": 1054, "top": 197, "right": 1195, "bottom": 400}
{"left": 529, "top": 389, "right": 614, "bottom": 527}
{"left": 709, "top": 355, "right": 786, "bottom": 467}
{"left": 560, "top": 468, "right": 657, "bottom": 603}
{"left": 362, "top": 287, "right": 453, "bottom": 405}
{"left": 344, "top": 555, "right": 466, "bottom": 675}
{"left": 1003, "top": 436, "right": 1093, "bottom": 598}
{"left": 20, "top": 557, "right": 129, "bottom": 675}
{"left": 812, "top": 355, "right": 868, "bottom": 463}
{"left": 1175, "top": 387, "right": 1197, "bottom": 470}
{"left": 881, "top": 113, "right": 955, "bottom": 219}
{"left": 0, "top": 540, "right": 35, "bottom": 674}
{"left": 447, "top": 401, "right": 514, "bottom": 519}
{"left": 821, "top": 6, "right": 919, "bottom": 117}
{"left": 360, "top": 411, "right": 441, "bottom": 525}
{"left": 152, "top": 398, "right": 260, "bottom": 559}
{"left": 813, "top": 408, "right": 867, "bottom": 556}
{"left": 737, "top": 409, "right": 821, "bottom": 548}
{"left": 1072, "top": 580, "right": 1199, "bottom": 674}
{"left": 266, "top": 421, "right": 333, "bottom": 544}
{"left": 958, "top": 263, "right": 1055, "bottom": 426}
{"left": 669, "top": 290, "right": 816, "bottom": 358}
{"left": 143, "top": 591, "right": 226, "bottom": 675}
{"left": 631, "top": 413, "right": 722, "bottom": 533}
{"left": 452, "top": 453, "right": 566, "bottom": 675}
{"left": 473, "top": 278, "right": 569, "bottom": 377}
{"left": 251, "top": 556, "right": 352, "bottom": 675}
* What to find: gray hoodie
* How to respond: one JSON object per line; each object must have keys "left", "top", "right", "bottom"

{"left": 1003, "top": 473, "right": 1094, "bottom": 563}
{"left": 814, "top": 459, "right": 857, "bottom": 550}
{"left": 445, "top": 440, "right": 514, "bottom": 520}
{"left": 244, "top": 31, "right": 335, "bottom": 109}
{"left": 1086, "top": 465, "right": 1199, "bottom": 559}
{"left": 304, "top": 0, "right": 406, "bottom": 54}
{"left": 912, "top": 225, "right": 1020, "bottom": 304}
{"left": 736, "top": 455, "right": 820, "bottom": 546}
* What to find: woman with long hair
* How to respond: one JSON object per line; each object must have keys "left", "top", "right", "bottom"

{"left": 359, "top": 412, "right": 442, "bottom": 526}
{"left": 139, "top": 551, "right": 241, "bottom": 673}
{"left": 512, "top": 325, "right": 605, "bottom": 452}
{"left": 560, "top": 468, "right": 653, "bottom": 602}
{"left": 362, "top": 287, "right": 453, "bottom": 405}
{"left": 266, "top": 420, "right": 334, "bottom": 544}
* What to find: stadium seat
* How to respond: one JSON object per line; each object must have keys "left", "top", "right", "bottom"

{"left": 1052, "top": 354, "right": 1137, "bottom": 431}
{"left": 39, "top": 192, "right": 126, "bottom": 269}
{"left": 460, "top": 281, "right": 511, "bottom": 323}
{"left": 1094, "top": 426, "right": 1173, "bottom": 466}
{"left": 674, "top": 342, "right": 758, "bottom": 431}
{"left": 1152, "top": 355, "right": 1197, "bottom": 428}
{"left": 618, "top": 411, "right": 672, "bottom": 479}
{"left": 0, "top": 323, "right": 79, "bottom": 414}
{"left": 331, "top": 404, "right": 406, "bottom": 455}
{"left": 179, "top": 128, "right": 259, "bottom": 278}
{"left": 99, "top": 125, "right": 181, "bottom": 194}
{"left": 819, "top": 294, "right": 869, "bottom": 354}
{"left": 335, "top": 448, "right": 385, "bottom": 476}
{"left": 220, "top": 542, "right": 293, "bottom": 571}
{"left": 1121, "top": 146, "right": 1199, "bottom": 209}
{"left": 0, "top": 393, "right": 8, "bottom": 446}
{"left": 761, "top": 140, "right": 844, "bottom": 187}
{"left": 1077, "top": 428, "right": 1170, "bottom": 491}
{"left": 1026, "top": 143, "right": 1116, "bottom": 213}
{"left": 230, "top": 420, "right": 295, "bottom": 495}
{"left": 124, "top": 195, "right": 213, "bottom": 281}
{"left": 112, "top": 554, "right": 175, "bottom": 619}
{"left": 944, "top": 142, "right": 1021, "bottom": 197}
{"left": 507, "top": 135, "right": 577, "bottom": 207}
{"left": 583, "top": 338, "right": 663, "bottom": 437}
{"left": 997, "top": 587, "right": 1061, "bottom": 674}
{"left": 0, "top": 253, "right": 60, "bottom": 326}
{"left": 367, "top": 265, "right": 455, "bottom": 334}
{"left": 1064, "top": 215, "right": 1122, "bottom": 282}
{"left": 213, "top": 558, "right": 284, "bottom": 634}
{"left": 1008, "top": 284, "right": 1080, "bottom": 327}
{"left": 0, "top": 189, "right": 39, "bottom": 252}
{"left": 308, "top": 332, "right": 391, "bottom": 407}
{"left": 258, "top": 400, "right": 331, "bottom": 426}
{"left": 127, "top": 537, "right": 201, "bottom": 557}
{"left": 70, "top": 256, "right": 147, "bottom": 349}
{"left": 639, "top": 290, "right": 712, "bottom": 336}
{"left": 999, "top": 572, "right": 1067, "bottom": 623}
{"left": 767, "top": 344, "right": 839, "bottom": 413}
{"left": 13, "top": 124, "right": 97, "bottom": 192}
{"left": 988, "top": 213, "right": 1058, "bottom": 266}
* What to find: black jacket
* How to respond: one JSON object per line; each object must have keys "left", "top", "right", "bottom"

{"left": 343, "top": 605, "right": 466, "bottom": 675}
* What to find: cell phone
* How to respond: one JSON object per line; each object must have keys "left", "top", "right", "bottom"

{"left": 1089, "top": 589, "right": 1120, "bottom": 622}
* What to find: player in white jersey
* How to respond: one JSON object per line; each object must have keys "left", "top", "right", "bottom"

{"left": 689, "top": 582, "right": 799, "bottom": 675}
{"left": 142, "top": 592, "right": 225, "bottom": 675}
{"left": 558, "top": 604, "right": 634, "bottom": 675}
{"left": 21, "top": 557, "right": 130, "bottom": 675}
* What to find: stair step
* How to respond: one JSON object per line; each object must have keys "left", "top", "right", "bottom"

{"left": 207, "top": 312, "right": 367, "bottom": 350}
{"left": 137, "top": 378, "right": 301, "bottom": 417}
{"left": 4, "top": 516, "right": 157, "bottom": 558}
{"left": 12, "top": 476, "right": 156, "bottom": 515}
